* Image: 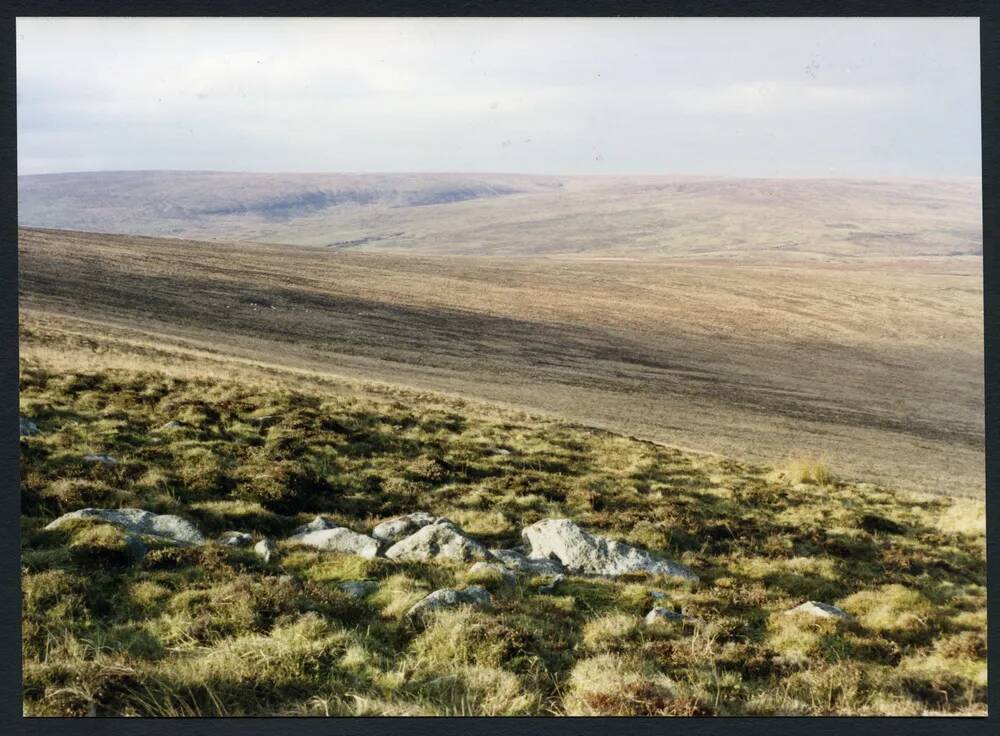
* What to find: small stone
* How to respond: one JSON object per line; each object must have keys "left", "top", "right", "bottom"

{"left": 218, "top": 531, "right": 253, "bottom": 547}
{"left": 385, "top": 520, "right": 491, "bottom": 562}
{"left": 785, "top": 601, "right": 851, "bottom": 620}
{"left": 521, "top": 518, "right": 697, "bottom": 581}
{"left": 649, "top": 590, "right": 668, "bottom": 601}
{"left": 289, "top": 526, "right": 381, "bottom": 558}
{"left": 489, "top": 548, "right": 566, "bottom": 577}
{"left": 83, "top": 454, "right": 117, "bottom": 466}
{"left": 538, "top": 574, "right": 565, "bottom": 595}
{"left": 339, "top": 580, "right": 379, "bottom": 599}
{"left": 371, "top": 511, "right": 437, "bottom": 544}
{"left": 254, "top": 538, "right": 277, "bottom": 563}
{"left": 19, "top": 417, "right": 39, "bottom": 437}
{"left": 46, "top": 508, "right": 205, "bottom": 546}
{"left": 469, "top": 561, "right": 517, "bottom": 583}
{"left": 290, "top": 515, "right": 338, "bottom": 536}
{"left": 645, "top": 607, "right": 685, "bottom": 624}
{"left": 158, "top": 421, "right": 185, "bottom": 431}
{"left": 406, "top": 586, "right": 492, "bottom": 621}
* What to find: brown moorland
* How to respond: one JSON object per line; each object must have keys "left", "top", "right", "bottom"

{"left": 18, "top": 226, "right": 983, "bottom": 498}
{"left": 17, "top": 172, "right": 982, "bottom": 258}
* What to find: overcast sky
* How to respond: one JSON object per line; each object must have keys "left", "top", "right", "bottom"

{"left": 16, "top": 17, "right": 981, "bottom": 177}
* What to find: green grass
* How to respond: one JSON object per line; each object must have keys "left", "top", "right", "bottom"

{"left": 19, "top": 358, "right": 986, "bottom": 716}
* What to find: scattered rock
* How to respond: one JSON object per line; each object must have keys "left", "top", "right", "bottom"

{"left": 290, "top": 515, "right": 338, "bottom": 536}
{"left": 492, "top": 448, "right": 511, "bottom": 456}
{"left": 218, "top": 531, "right": 253, "bottom": 547}
{"left": 649, "top": 590, "right": 668, "bottom": 601}
{"left": 289, "top": 526, "right": 381, "bottom": 558}
{"left": 645, "top": 607, "right": 705, "bottom": 626}
{"left": 19, "top": 417, "right": 39, "bottom": 437}
{"left": 784, "top": 601, "right": 851, "bottom": 620}
{"left": 46, "top": 508, "right": 206, "bottom": 546}
{"left": 521, "top": 518, "right": 698, "bottom": 581}
{"left": 385, "top": 520, "right": 492, "bottom": 562}
{"left": 83, "top": 454, "right": 117, "bottom": 466}
{"left": 158, "top": 421, "right": 186, "bottom": 431}
{"left": 372, "top": 511, "right": 437, "bottom": 544}
{"left": 469, "top": 560, "right": 517, "bottom": 583}
{"left": 538, "top": 574, "right": 565, "bottom": 595}
{"left": 254, "top": 538, "right": 277, "bottom": 563}
{"left": 339, "top": 580, "right": 379, "bottom": 599}
{"left": 489, "top": 548, "right": 566, "bottom": 576}
{"left": 645, "top": 607, "right": 685, "bottom": 624}
{"left": 406, "top": 586, "right": 492, "bottom": 621}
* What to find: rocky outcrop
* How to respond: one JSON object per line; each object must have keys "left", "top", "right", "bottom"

{"left": 372, "top": 512, "right": 437, "bottom": 544}
{"left": 384, "top": 520, "right": 492, "bottom": 562}
{"left": 784, "top": 601, "right": 851, "bottom": 620}
{"left": 288, "top": 525, "right": 380, "bottom": 558}
{"left": 46, "top": 508, "right": 206, "bottom": 546}
{"left": 521, "top": 518, "right": 697, "bottom": 581}
{"left": 406, "top": 586, "right": 492, "bottom": 621}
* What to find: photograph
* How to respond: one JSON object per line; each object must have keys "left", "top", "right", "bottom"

{"left": 15, "top": 16, "right": 986, "bottom": 717}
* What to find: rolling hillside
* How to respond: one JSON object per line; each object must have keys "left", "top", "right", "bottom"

{"left": 18, "top": 228, "right": 984, "bottom": 497}
{"left": 18, "top": 318, "right": 987, "bottom": 716}
{"left": 18, "top": 172, "right": 982, "bottom": 259}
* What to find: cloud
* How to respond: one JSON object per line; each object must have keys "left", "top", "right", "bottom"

{"left": 664, "top": 81, "right": 906, "bottom": 117}
{"left": 15, "top": 17, "right": 981, "bottom": 177}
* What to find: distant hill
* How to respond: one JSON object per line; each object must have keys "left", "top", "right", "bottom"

{"left": 17, "top": 171, "right": 982, "bottom": 259}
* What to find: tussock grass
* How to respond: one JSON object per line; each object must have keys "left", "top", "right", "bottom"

{"left": 18, "top": 341, "right": 986, "bottom": 716}
{"left": 778, "top": 456, "right": 834, "bottom": 486}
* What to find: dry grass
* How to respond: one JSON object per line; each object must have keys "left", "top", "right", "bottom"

{"left": 18, "top": 227, "right": 984, "bottom": 497}
{"left": 779, "top": 456, "right": 834, "bottom": 486}
{"left": 18, "top": 328, "right": 986, "bottom": 716}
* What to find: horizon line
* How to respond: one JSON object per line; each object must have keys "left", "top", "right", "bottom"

{"left": 17, "top": 168, "right": 985, "bottom": 181}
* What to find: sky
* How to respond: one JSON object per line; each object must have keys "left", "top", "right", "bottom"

{"left": 16, "top": 17, "right": 982, "bottom": 177}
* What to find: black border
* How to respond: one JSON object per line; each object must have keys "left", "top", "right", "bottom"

{"left": 0, "top": 1, "right": 994, "bottom": 16}
{"left": 2, "top": 2, "right": 996, "bottom": 735}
